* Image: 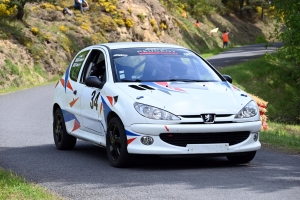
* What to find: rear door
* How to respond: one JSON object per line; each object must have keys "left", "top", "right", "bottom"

{"left": 62, "top": 50, "right": 90, "bottom": 133}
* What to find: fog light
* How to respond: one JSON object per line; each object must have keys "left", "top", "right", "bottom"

{"left": 140, "top": 136, "right": 154, "bottom": 145}
{"left": 253, "top": 133, "right": 259, "bottom": 142}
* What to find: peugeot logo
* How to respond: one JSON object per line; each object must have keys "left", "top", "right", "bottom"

{"left": 201, "top": 114, "right": 215, "bottom": 123}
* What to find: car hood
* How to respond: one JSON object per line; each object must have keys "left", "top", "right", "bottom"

{"left": 115, "top": 82, "right": 252, "bottom": 115}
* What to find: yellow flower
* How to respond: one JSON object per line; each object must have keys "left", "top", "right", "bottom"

{"left": 31, "top": 27, "right": 39, "bottom": 35}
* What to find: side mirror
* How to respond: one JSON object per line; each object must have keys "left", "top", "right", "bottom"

{"left": 223, "top": 74, "right": 232, "bottom": 83}
{"left": 85, "top": 76, "right": 103, "bottom": 89}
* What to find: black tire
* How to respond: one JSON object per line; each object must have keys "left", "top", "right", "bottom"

{"left": 226, "top": 151, "right": 256, "bottom": 164}
{"left": 53, "top": 108, "right": 77, "bottom": 150}
{"left": 106, "top": 117, "right": 134, "bottom": 168}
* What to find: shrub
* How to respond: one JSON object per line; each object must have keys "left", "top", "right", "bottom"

{"left": 0, "top": 1, "right": 16, "bottom": 17}
{"left": 160, "top": 22, "right": 167, "bottom": 30}
{"left": 125, "top": 18, "right": 134, "bottom": 28}
{"left": 80, "top": 24, "right": 91, "bottom": 32}
{"left": 59, "top": 25, "right": 68, "bottom": 33}
{"left": 127, "top": 8, "right": 132, "bottom": 15}
{"left": 150, "top": 18, "right": 156, "bottom": 27}
{"left": 39, "top": 2, "right": 56, "bottom": 10}
{"left": 98, "top": 15, "right": 117, "bottom": 31}
{"left": 31, "top": 27, "right": 39, "bottom": 35}
{"left": 114, "top": 18, "right": 125, "bottom": 26}
{"left": 137, "top": 13, "right": 146, "bottom": 22}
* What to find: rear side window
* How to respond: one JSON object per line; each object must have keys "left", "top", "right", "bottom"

{"left": 70, "top": 50, "right": 90, "bottom": 82}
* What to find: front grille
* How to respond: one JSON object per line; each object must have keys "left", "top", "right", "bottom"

{"left": 179, "top": 114, "right": 232, "bottom": 118}
{"left": 159, "top": 132, "right": 250, "bottom": 147}
{"left": 180, "top": 121, "right": 233, "bottom": 124}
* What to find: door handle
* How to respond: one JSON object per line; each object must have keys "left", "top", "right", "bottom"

{"left": 73, "top": 90, "right": 77, "bottom": 95}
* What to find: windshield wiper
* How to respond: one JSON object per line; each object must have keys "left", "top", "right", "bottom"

{"left": 168, "top": 79, "right": 207, "bottom": 82}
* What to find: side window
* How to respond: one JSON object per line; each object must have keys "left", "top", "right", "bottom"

{"left": 80, "top": 49, "right": 107, "bottom": 83}
{"left": 70, "top": 50, "right": 90, "bottom": 82}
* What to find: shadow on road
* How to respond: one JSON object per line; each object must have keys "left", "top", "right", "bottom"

{"left": 1, "top": 140, "right": 299, "bottom": 197}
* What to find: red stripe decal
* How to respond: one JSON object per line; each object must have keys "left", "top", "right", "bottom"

{"left": 127, "top": 138, "right": 136, "bottom": 144}
{"left": 107, "top": 96, "right": 113, "bottom": 106}
{"left": 67, "top": 80, "right": 73, "bottom": 91}
{"left": 69, "top": 97, "right": 79, "bottom": 107}
{"left": 72, "top": 120, "right": 80, "bottom": 132}
{"left": 164, "top": 125, "right": 169, "bottom": 132}
{"left": 55, "top": 81, "right": 59, "bottom": 88}
{"left": 60, "top": 78, "right": 65, "bottom": 87}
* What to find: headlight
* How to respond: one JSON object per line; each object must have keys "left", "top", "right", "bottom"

{"left": 235, "top": 101, "right": 258, "bottom": 118}
{"left": 134, "top": 102, "right": 180, "bottom": 120}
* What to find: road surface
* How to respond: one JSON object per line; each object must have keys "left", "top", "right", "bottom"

{"left": 207, "top": 42, "right": 283, "bottom": 68}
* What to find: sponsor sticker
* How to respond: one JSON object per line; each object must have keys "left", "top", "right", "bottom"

{"left": 113, "top": 54, "right": 128, "bottom": 57}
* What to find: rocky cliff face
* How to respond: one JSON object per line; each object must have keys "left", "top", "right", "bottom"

{"left": 116, "top": 0, "right": 178, "bottom": 43}
{"left": 0, "top": 0, "right": 274, "bottom": 90}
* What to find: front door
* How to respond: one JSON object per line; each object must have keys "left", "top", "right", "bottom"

{"left": 79, "top": 49, "right": 108, "bottom": 136}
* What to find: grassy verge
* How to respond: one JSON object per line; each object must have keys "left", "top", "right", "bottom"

{"left": 201, "top": 45, "right": 242, "bottom": 58}
{"left": 260, "top": 122, "right": 300, "bottom": 154}
{"left": 218, "top": 56, "right": 299, "bottom": 123}
{"left": 0, "top": 79, "right": 59, "bottom": 95}
{"left": 218, "top": 55, "right": 300, "bottom": 153}
{"left": 0, "top": 168, "right": 63, "bottom": 200}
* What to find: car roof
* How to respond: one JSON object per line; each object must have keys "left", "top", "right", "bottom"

{"left": 88, "top": 42, "right": 186, "bottom": 50}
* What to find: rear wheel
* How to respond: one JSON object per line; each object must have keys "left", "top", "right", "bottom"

{"left": 106, "top": 117, "right": 134, "bottom": 167}
{"left": 53, "top": 108, "right": 77, "bottom": 150}
{"left": 226, "top": 151, "right": 256, "bottom": 164}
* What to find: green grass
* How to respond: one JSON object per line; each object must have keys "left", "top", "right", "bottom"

{"left": 0, "top": 168, "right": 63, "bottom": 200}
{"left": 260, "top": 121, "right": 300, "bottom": 154}
{"left": 5, "top": 59, "right": 20, "bottom": 76}
{"left": 0, "top": 80, "right": 59, "bottom": 95}
{"left": 218, "top": 56, "right": 299, "bottom": 124}
{"left": 201, "top": 45, "right": 241, "bottom": 58}
{"left": 218, "top": 55, "right": 300, "bottom": 152}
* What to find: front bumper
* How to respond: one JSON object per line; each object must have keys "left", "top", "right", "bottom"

{"left": 126, "top": 121, "right": 261, "bottom": 155}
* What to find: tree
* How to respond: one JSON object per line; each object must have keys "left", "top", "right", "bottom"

{"left": 3, "top": 0, "right": 56, "bottom": 20}
{"left": 249, "top": 0, "right": 271, "bottom": 20}
{"left": 272, "top": 0, "right": 300, "bottom": 122}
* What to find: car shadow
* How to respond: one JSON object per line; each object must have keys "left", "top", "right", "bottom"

{"left": 1, "top": 140, "right": 299, "bottom": 199}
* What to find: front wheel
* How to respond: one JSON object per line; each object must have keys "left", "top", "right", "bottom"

{"left": 53, "top": 108, "right": 77, "bottom": 150}
{"left": 226, "top": 151, "right": 256, "bottom": 164}
{"left": 106, "top": 117, "right": 134, "bottom": 167}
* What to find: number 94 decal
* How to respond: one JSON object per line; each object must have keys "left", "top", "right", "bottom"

{"left": 90, "top": 90, "right": 100, "bottom": 110}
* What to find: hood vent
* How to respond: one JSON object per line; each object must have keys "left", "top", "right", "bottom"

{"left": 129, "top": 85, "right": 146, "bottom": 90}
{"left": 139, "top": 85, "right": 155, "bottom": 90}
{"left": 128, "top": 85, "right": 156, "bottom": 90}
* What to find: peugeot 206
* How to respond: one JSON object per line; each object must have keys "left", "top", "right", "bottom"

{"left": 52, "top": 42, "right": 261, "bottom": 167}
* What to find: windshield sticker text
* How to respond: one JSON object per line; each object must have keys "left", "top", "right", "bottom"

{"left": 113, "top": 54, "right": 128, "bottom": 57}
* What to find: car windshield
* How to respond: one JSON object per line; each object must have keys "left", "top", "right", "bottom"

{"left": 111, "top": 47, "right": 223, "bottom": 82}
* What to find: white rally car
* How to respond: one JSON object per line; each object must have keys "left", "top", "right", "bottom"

{"left": 53, "top": 42, "right": 261, "bottom": 167}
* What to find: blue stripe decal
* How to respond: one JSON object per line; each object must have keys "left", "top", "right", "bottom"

{"left": 126, "top": 130, "right": 140, "bottom": 136}
{"left": 61, "top": 109, "right": 80, "bottom": 124}
{"left": 64, "top": 64, "right": 71, "bottom": 92}
{"left": 101, "top": 96, "right": 112, "bottom": 124}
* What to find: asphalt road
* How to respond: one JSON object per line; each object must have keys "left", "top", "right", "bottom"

{"left": 207, "top": 42, "right": 283, "bottom": 68}
{"left": 1, "top": 43, "right": 299, "bottom": 200}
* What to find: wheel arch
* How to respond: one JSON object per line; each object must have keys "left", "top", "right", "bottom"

{"left": 106, "top": 111, "right": 122, "bottom": 127}
{"left": 53, "top": 103, "right": 61, "bottom": 119}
